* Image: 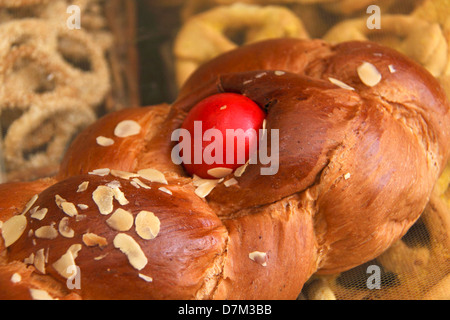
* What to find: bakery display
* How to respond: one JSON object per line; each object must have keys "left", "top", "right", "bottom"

{"left": 0, "top": 0, "right": 449, "bottom": 300}
{"left": 0, "top": 36, "right": 448, "bottom": 299}
{"left": 0, "top": 0, "right": 139, "bottom": 182}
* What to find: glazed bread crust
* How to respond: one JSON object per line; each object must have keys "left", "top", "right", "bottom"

{"left": 0, "top": 39, "right": 449, "bottom": 299}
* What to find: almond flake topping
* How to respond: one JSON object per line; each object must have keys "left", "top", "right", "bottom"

{"left": 77, "top": 181, "right": 89, "bottom": 193}
{"left": 357, "top": 62, "right": 382, "bottom": 87}
{"left": 58, "top": 217, "right": 74, "bottom": 238}
{"left": 138, "top": 274, "right": 153, "bottom": 283}
{"left": 61, "top": 202, "right": 78, "bottom": 217}
{"left": 274, "top": 70, "right": 286, "bottom": 76}
{"left": 388, "top": 65, "right": 396, "bottom": 73}
{"left": 34, "top": 248, "right": 46, "bottom": 274}
{"left": 35, "top": 225, "right": 58, "bottom": 240}
{"left": 249, "top": 251, "right": 268, "bottom": 267}
{"left": 344, "top": 173, "right": 351, "bottom": 180}
{"left": 114, "top": 120, "right": 141, "bottom": 138}
{"left": 31, "top": 208, "right": 48, "bottom": 221}
{"left": 52, "top": 244, "right": 82, "bottom": 279}
{"left": 89, "top": 168, "right": 110, "bottom": 177}
{"left": 77, "top": 204, "right": 89, "bottom": 210}
{"left": 234, "top": 161, "right": 250, "bottom": 178}
{"left": 92, "top": 186, "right": 115, "bottom": 215}
{"left": 24, "top": 253, "right": 34, "bottom": 265}
{"left": 55, "top": 195, "right": 66, "bottom": 209}
{"left": 113, "top": 233, "right": 148, "bottom": 271}
{"left": 29, "top": 289, "right": 56, "bottom": 300}
{"left": 111, "top": 170, "right": 139, "bottom": 180}
{"left": 158, "top": 187, "right": 172, "bottom": 195}
{"left": 11, "top": 273, "right": 21, "bottom": 283}
{"left": 195, "top": 180, "right": 219, "bottom": 198}
{"left": 138, "top": 169, "right": 168, "bottom": 185}
{"left": 22, "top": 195, "right": 38, "bottom": 215}
{"left": 328, "top": 77, "right": 355, "bottom": 91}
{"left": 96, "top": 136, "right": 115, "bottom": 147}
{"left": 1, "top": 215, "right": 27, "bottom": 247}
{"left": 224, "top": 178, "right": 238, "bottom": 187}
{"left": 135, "top": 211, "right": 160, "bottom": 240}
{"left": 131, "top": 178, "right": 151, "bottom": 189}
{"left": 106, "top": 208, "right": 134, "bottom": 232}
{"left": 82, "top": 233, "right": 108, "bottom": 247}
{"left": 207, "top": 167, "right": 233, "bottom": 179}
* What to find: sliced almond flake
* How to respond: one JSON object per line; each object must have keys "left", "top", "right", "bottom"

{"left": 34, "top": 248, "right": 46, "bottom": 274}
{"left": 28, "top": 229, "right": 33, "bottom": 237}
{"left": 106, "top": 208, "right": 134, "bottom": 232}
{"left": 357, "top": 62, "right": 382, "bottom": 87}
{"left": 135, "top": 211, "right": 160, "bottom": 240}
{"left": 138, "top": 169, "right": 168, "bottom": 185}
{"left": 24, "top": 253, "right": 35, "bottom": 265}
{"left": 35, "top": 225, "right": 58, "bottom": 240}
{"left": 193, "top": 178, "right": 219, "bottom": 187}
{"left": 131, "top": 178, "right": 151, "bottom": 189}
{"left": 29, "top": 289, "right": 56, "bottom": 300}
{"left": 234, "top": 161, "right": 249, "bottom": 178}
{"left": 58, "top": 217, "right": 74, "bottom": 238}
{"left": 249, "top": 251, "right": 268, "bottom": 267}
{"left": 82, "top": 233, "right": 108, "bottom": 247}
{"left": 1, "top": 215, "right": 27, "bottom": 247}
{"left": 52, "top": 244, "right": 82, "bottom": 279}
{"left": 344, "top": 173, "right": 351, "bottom": 180}
{"left": 274, "top": 70, "right": 286, "bottom": 76}
{"left": 55, "top": 195, "right": 67, "bottom": 209}
{"left": 114, "top": 120, "right": 141, "bottom": 138}
{"left": 92, "top": 186, "right": 115, "bottom": 215}
{"left": 138, "top": 274, "right": 153, "bottom": 283}
{"left": 224, "top": 178, "right": 238, "bottom": 187}
{"left": 94, "top": 253, "right": 109, "bottom": 261}
{"left": 111, "top": 170, "right": 139, "bottom": 180}
{"left": 77, "top": 181, "right": 89, "bottom": 193}
{"left": 77, "top": 204, "right": 89, "bottom": 210}
{"left": 195, "top": 180, "right": 219, "bottom": 198}
{"left": 255, "top": 72, "right": 267, "bottom": 79}
{"left": 388, "top": 65, "right": 396, "bottom": 73}
{"left": 11, "top": 273, "right": 21, "bottom": 283}
{"left": 30, "top": 208, "right": 48, "bottom": 221}
{"left": 61, "top": 202, "right": 78, "bottom": 217}
{"left": 96, "top": 136, "right": 115, "bottom": 147}
{"left": 112, "top": 187, "right": 129, "bottom": 206}
{"left": 89, "top": 168, "right": 110, "bottom": 177}
{"left": 75, "top": 215, "right": 87, "bottom": 222}
{"left": 130, "top": 181, "right": 140, "bottom": 189}
{"left": 207, "top": 167, "right": 233, "bottom": 179}
{"left": 21, "top": 194, "right": 38, "bottom": 215}
{"left": 106, "top": 180, "right": 121, "bottom": 189}
{"left": 328, "top": 77, "right": 355, "bottom": 91}
{"left": 113, "top": 233, "right": 148, "bottom": 271}
{"left": 243, "top": 79, "right": 253, "bottom": 85}
{"left": 158, "top": 187, "right": 172, "bottom": 195}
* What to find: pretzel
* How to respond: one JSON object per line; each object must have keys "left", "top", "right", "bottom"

{"left": 0, "top": 38, "right": 449, "bottom": 300}
{"left": 2, "top": 96, "right": 96, "bottom": 172}
{"left": 174, "top": 3, "right": 310, "bottom": 87}
{"left": 323, "top": 15, "right": 449, "bottom": 78}
{"left": 0, "top": 0, "right": 48, "bottom": 7}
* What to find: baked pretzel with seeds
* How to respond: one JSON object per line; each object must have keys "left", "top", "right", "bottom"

{"left": 0, "top": 38, "right": 449, "bottom": 300}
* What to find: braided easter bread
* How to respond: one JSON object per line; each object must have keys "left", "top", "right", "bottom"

{"left": 0, "top": 38, "right": 449, "bottom": 300}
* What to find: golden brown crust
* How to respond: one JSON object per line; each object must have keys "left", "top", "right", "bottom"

{"left": 1, "top": 38, "right": 449, "bottom": 299}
